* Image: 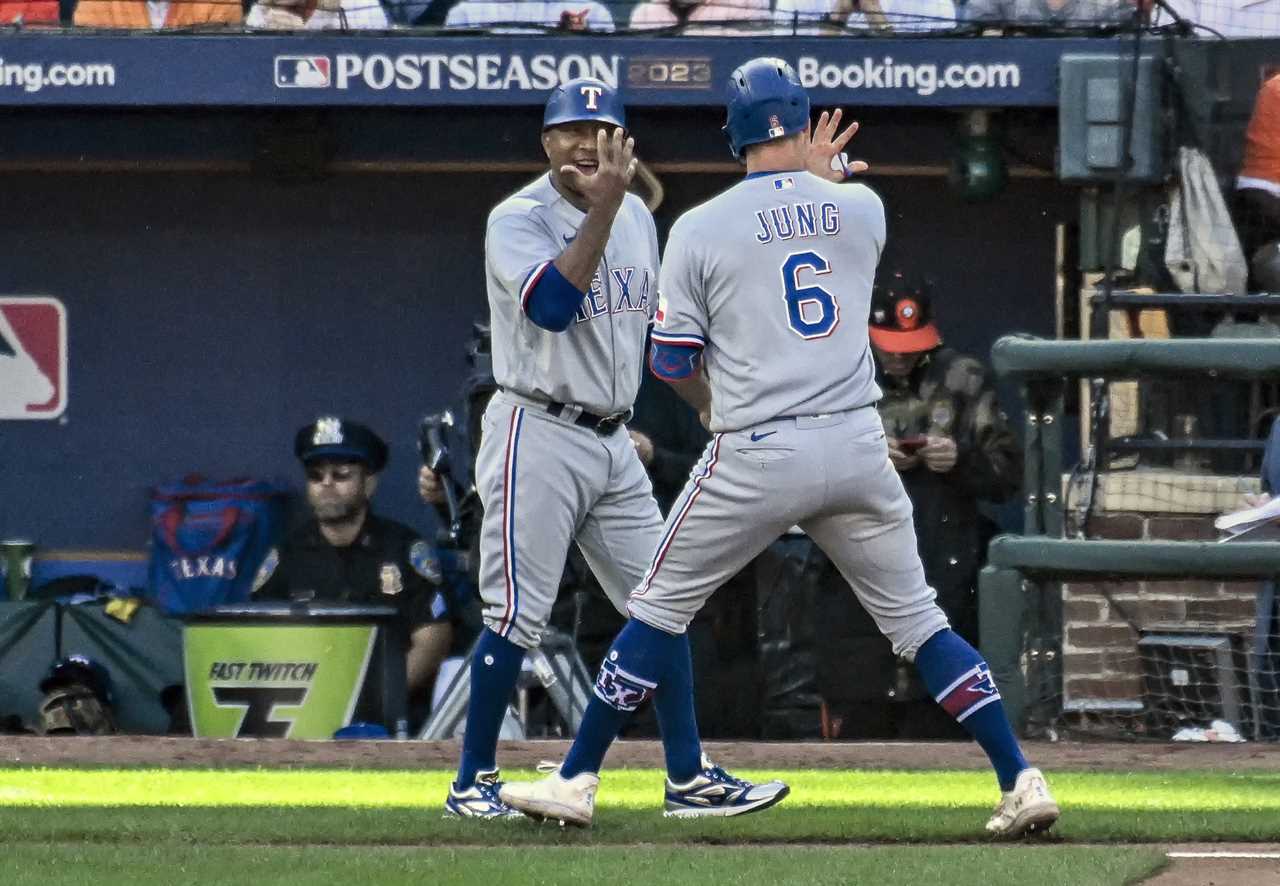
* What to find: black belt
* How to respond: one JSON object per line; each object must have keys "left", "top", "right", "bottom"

{"left": 546, "top": 401, "right": 632, "bottom": 436}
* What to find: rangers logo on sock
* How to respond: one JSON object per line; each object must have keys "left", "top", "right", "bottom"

{"left": 936, "top": 664, "right": 1001, "bottom": 723}
{"left": 594, "top": 658, "right": 656, "bottom": 712}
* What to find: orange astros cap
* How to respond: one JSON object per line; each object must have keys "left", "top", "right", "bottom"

{"left": 868, "top": 272, "right": 941, "bottom": 354}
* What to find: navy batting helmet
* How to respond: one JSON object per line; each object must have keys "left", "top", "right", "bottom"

{"left": 723, "top": 57, "right": 810, "bottom": 160}
{"left": 543, "top": 78, "right": 626, "bottom": 131}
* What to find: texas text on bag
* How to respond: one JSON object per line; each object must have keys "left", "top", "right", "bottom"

{"left": 147, "top": 476, "right": 284, "bottom": 616}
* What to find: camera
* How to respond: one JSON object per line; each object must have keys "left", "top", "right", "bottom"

{"left": 419, "top": 410, "right": 464, "bottom": 546}
{"left": 419, "top": 410, "right": 455, "bottom": 477}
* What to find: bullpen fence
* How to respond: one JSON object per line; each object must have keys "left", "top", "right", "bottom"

{"left": 982, "top": 336, "right": 1280, "bottom": 741}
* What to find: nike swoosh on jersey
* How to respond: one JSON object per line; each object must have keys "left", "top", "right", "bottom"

{"left": 749, "top": 430, "right": 777, "bottom": 442}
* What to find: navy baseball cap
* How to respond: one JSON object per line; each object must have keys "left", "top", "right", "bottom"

{"left": 294, "top": 417, "right": 388, "bottom": 473}
{"left": 543, "top": 77, "right": 626, "bottom": 131}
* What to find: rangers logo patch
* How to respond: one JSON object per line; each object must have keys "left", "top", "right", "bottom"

{"left": 594, "top": 658, "right": 656, "bottom": 712}
{"left": 937, "top": 664, "right": 1000, "bottom": 723}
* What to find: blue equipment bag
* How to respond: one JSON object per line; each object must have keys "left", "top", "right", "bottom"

{"left": 147, "top": 476, "right": 284, "bottom": 616}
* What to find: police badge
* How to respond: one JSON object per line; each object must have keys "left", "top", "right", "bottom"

{"left": 313, "top": 416, "right": 344, "bottom": 447}
{"left": 379, "top": 563, "right": 403, "bottom": 596}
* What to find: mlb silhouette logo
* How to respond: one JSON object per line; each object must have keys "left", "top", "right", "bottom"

{"left": 275, "top": 56, "right": 331, "bottom": 89}
{"left": 0, "top": 297, "right": 67, "bottom": 420}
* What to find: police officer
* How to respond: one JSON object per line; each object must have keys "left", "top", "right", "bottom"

{"left": 255, "top": 417, "right": 453, "bottom": 713}
{"left": 870, "top": 273, "right": 1021, "bottom": 644}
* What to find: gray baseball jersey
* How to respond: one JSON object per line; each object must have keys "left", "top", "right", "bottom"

{"left": 629, "top": 170, "right": 949, "bottom": 661}
{"left": 652, "top": 171, "right": 883, "bottom": 433}
{"left": 486, "top": 173, "right": 658, "bottom": 417}
{"left": 474, "top": 174, "right": 664, "bottom": 649}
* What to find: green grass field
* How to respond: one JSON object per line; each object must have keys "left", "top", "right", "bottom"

{"left": 1, "top": 767, "right": 1273, "bottom": 885}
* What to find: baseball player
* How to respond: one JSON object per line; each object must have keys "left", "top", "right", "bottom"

{"left": 501, "top": 58, "right": 1060, "bottom": 838}
{"left": 425, "top": 77, "right": 784, "bottom": 819}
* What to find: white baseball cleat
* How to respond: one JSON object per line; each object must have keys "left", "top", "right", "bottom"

{"left": 985, "top": 767, "right": 1060, "bottom": 838}
{"left": 499, "top": 768, "right": 600, "bottom": 828}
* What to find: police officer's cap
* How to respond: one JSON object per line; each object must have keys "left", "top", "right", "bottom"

{"left": 869, "top": 272, "right": 942, "bottom": 355}
{"left": 294, "top": 417, "right": 389, "bottom": 472}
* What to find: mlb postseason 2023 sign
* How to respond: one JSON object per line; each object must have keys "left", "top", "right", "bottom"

{"left": 0, "top": 36, "right": 1108, "bottom": 107}
{"left": 184, "top": 624, "right": 376, "bottom": 739}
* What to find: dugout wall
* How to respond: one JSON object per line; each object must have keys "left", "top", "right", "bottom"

{"left": 0, "top": 103, "right": 1068, "bottom": 547}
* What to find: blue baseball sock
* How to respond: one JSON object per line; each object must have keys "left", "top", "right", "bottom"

{"left": 653, "top": 633, "right": 702, "bottom": 784}
{"left": 455, "top": 628, "right": 526, "bottom": 791}
{"left": 914, "top": 629, "right": 1028, "bottom": 791}
{"left": 562, "top": 620, "right": 681, "bottom": 779}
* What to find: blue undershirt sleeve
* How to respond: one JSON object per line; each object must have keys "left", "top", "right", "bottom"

{"left": 649, "top": 341, "right": 703, "bottom": 381}
{"left": 520, "top": 261, "right": 585, "bottom": 333}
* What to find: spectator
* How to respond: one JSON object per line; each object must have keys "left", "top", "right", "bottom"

{"left": 73, "top": 0, "right": 241, "bottom": 27}
{"left": 772, "top": 0, "right": 851, "bottom": 33}
{"left": 255, "top": 417, "right": 453, "bottom": 721}
{"left": 629, "top": 0, "right": 770, "bottom": 34}
{"left": 0, "top": 0, "right": 59, "bottom": 24}
{"left": 1153, "top": 0, "right": 1280, "bottom": 36}
{"left": 1235, "top": 74, "right": 1280, "bottom": 287}
{"left": 961, "top": 0, "right": 1131, "bottom": 27}
{"left": 773, "top": 0, "right": 954, "bottom": 33}
{"left": 844, "top": 0, "right": 955, "bottom": 30}
{"left": 246, "top": 0, "right": 389, "bottom": 29}
{"left": 819, "top": 272, "right": 1021, "bottom": 738}
{"left": 444, "top": 0, "right": 613, "bottom": 31}
{"left": 384, "top": 0, "right": 447, "bottom": 25}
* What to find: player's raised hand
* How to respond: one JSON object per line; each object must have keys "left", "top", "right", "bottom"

{"left": 560, "top": 127, "right": 637, "bottom": 214}
{"left": 806, "top": 109, "right": 869, "bottom": 182}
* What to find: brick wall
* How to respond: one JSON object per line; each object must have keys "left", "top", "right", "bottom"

{"left": 1060, "top": 472, "right": 1262, "bottom": 713}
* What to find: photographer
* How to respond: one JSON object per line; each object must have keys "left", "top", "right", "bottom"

{"left": 417, "top": 323, "right": 496, "bottom": 647}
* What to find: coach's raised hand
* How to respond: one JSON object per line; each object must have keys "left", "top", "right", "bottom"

{"left": 553, "top": 126, "right": 638, "bottom": 293}
{"left": 807, "top": 109, "right": 869, "bottom": 182}
{"left": 560, "top": 127, "right": 637, "bottom": 214}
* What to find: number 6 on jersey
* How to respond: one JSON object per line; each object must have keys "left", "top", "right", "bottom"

{"left": 781, "top": 250, "right": 840, "bottom": 340}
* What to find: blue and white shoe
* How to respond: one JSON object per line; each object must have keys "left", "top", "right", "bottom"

{"left": 444, "top": 768, "right": 524, "bottom": 819}
{"left": 663, "top": 755, "right": 790, "bottom": 818}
